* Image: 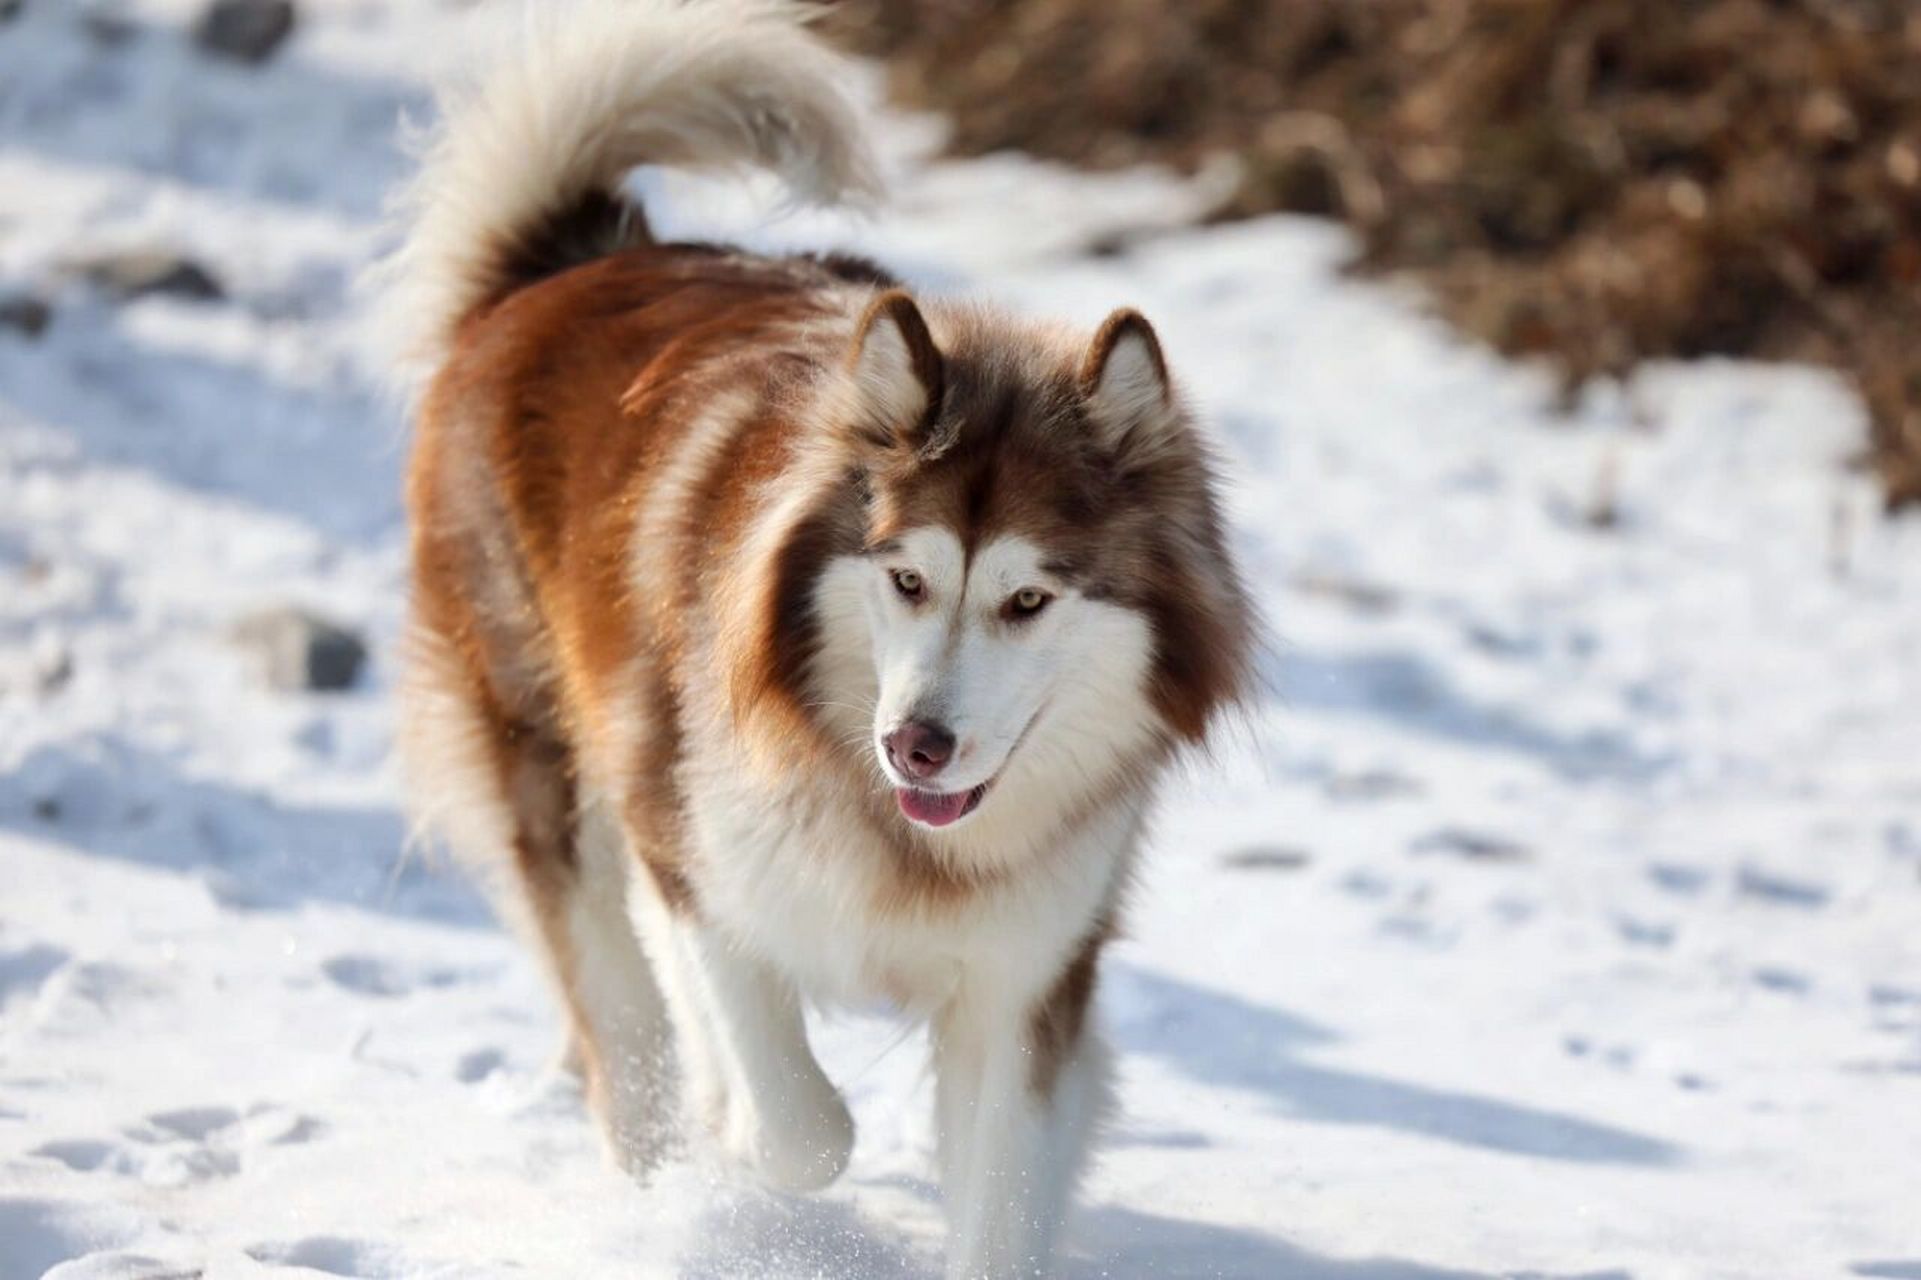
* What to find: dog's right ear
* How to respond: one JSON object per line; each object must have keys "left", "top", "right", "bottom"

{"left": 846, "top": 290, "right": 943, "bottom": 451}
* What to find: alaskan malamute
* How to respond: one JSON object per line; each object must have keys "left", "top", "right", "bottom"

{"left": 383, "top": 4, "right": 1252, "bottom": 1275}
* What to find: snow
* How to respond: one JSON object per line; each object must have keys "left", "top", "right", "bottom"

{"left": 3, "top": 2, "right": 1919, "bottom": 1277}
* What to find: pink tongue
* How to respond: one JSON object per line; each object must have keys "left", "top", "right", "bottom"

{"left": 898, "top": 787, "right": 974, "bottom": 827}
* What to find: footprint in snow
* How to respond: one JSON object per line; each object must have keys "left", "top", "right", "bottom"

{"left": 144, "top": 1102, "right": 324, "bottom": 1149}
{"left": 321, "top": 953, "right": 481, "bottom": 999}
{"left": 1410, "top": 827, "right": 1532, "bottom": 863}
{"left": 1869, "top": 984, "right": 1921, "bottom": 1018}
{"left": 132, "top": 1144, "right": 238, "bottom": 1189}
{"left": 245, "top": 1236, "right": 397, "bottom": 1278}
{"left": 0, "top": 943, "right": 71, "bottom": 1008}
{"left": 143, "top": 1106, "right": 241, "bottom": 1142}
{"left": 455, "top": 1046, "right": 507, "bottom": 1084}
{"left": 1751, "top": 967, "right": 1812, "bottom": 996}
{"left": 1614, "top": 915, "right": 1677, "bottom": 949}
{"left": 30, "top": 962, "right": 160, "bottom": 1033}
{"left": 1647, "top": 862, "right": 1711, "bottom": 897}
{"left": 1735, "top": 864, "right": 1830, "bottom": 910}
{"left": 30, "top": 1139, "right": 118, "bottom": 1173}
{"left": 320, "top": 954, "right": 412, "bottom": 998}
{"left": 1338, "top": 870, "right": 1394, "bottom": 900}
{"left": 1562, "top": 1036, "right": 1640, "bottom": 1071}
{"left": 34, "top": 1102, "right": 321, "bottom": 1190}
{"left": 236, "top": 1104, "right": 328, "bottom": 1147}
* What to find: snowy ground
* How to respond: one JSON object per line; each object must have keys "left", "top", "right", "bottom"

{"left": 3, "top": 3, "right": 1920, "bottom": 1278}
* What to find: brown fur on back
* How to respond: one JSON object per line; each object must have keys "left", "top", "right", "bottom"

{"left": 409, "top": 244, "right": 873, "bottom": 909}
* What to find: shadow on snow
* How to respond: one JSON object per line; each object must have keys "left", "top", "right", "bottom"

{"left": 1108, "top": 967, "right": 1678, "bottom": 1167}
{"left": 1277, "top": 646, "right": 1670, "bottom": 783}
{"left": 0, "top": 737, "right": 486, "bottom": 928}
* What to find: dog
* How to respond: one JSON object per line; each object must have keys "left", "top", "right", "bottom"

{"left": 381, "top": 3, "right": 1252, "bottom": 1275}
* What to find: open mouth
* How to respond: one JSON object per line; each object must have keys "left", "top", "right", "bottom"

{"left": 895, "top": 781, "right": 989, "bottom": 829}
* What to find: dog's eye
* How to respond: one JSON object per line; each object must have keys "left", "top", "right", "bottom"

{"left": 1007, "top": 587, "right": 1052, "bottom": 620}
{"left": 892, "top": 569, "right": 924, "bottom": 600}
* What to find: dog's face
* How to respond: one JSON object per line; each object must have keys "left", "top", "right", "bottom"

{"left": 861, "top": 525, "right": 1157, "bottom": 829}
{"left": 814, "top": 294, "right": 1251, "bottom": 838}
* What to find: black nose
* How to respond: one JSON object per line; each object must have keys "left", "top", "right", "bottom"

{"left": 884, "top": 721, "right": 956, "bottom": 782}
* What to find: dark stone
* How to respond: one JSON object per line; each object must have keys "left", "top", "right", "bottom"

{"left": 78, "top": 250, "right": 225, "bottom": 303}
{"left": 194, "top": 0, "right": 296, "bottom": 65}
{"left": 234, "top": 607, "right": 368, "bottom": 692}
{"left": 0, "top": 293, "right": 52, "bottom": 338}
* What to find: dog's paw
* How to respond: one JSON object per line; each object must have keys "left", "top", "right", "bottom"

{"left": 722, "top": 1081, "right": 854, "bottom": 1193}
{"left": 601, "top": 1111, "right": 673, "bottom": 1183}
{"left": 591, "top": 1067, "right": 676, "bottom": 1183}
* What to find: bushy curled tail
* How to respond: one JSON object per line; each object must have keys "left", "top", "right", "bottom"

{"left": 375, "top": 0, "right": 882, "bottom": 380}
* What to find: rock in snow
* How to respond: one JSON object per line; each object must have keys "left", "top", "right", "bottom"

{"left": 0, "top": 291, "right": 51, "bottom": 338}
{"left": 194, "top": 0, "right": 296, "bottom": 65}
{"left": 73, "top": 250, "right": 225, "bottom": 303}
{"left": 233, "top": 607, "right": 368, "bottom": 692}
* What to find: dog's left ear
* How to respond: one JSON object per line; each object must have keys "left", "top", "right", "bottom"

{"left": 847, "top": 289, "right": 944, "bottom": 451}
{"left": 1081, "top": 308, "right": 1174, "bottom": 455}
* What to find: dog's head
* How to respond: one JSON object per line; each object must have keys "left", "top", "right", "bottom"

{"left": 796, "top": 291, "right": 1252, "bottom": 848}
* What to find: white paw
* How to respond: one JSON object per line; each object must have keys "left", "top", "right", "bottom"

{"left": 721, "top": 1081, "right": 854, "bottom": 1193}
{"left": 601, "top": 1112, "right": 672, "bottom": 1182}
{"left": 593, "top": 1068, "right": 675, "bottom": 1182}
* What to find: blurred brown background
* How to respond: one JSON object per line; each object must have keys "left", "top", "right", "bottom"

{"left": 834, "top": 0, "right": 1921, "bottom": 508}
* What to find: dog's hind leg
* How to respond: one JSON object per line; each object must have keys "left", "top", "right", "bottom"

{"left": 400, "top": 633, "right": 673, "bottom": 1177}
{"left": 564, "top": 794, "right": 674, "bottom": 1176}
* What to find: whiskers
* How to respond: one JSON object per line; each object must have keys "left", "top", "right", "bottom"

{"left": 805, "top": 695, "right": 880, "bottom": 723}
{"left": 803, "top": 694, "right": 897, "bottom": 794}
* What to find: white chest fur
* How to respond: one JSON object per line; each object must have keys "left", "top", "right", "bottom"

{"left": 680, "top": 752, "right": 1140, "bottom": 1013}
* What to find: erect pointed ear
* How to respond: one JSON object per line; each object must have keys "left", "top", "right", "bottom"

{"left": 1080, "top": 308, "right": 1171, "bottom": 450}
{"left": 847, "top": 289, "right": 944, "bottom": 450}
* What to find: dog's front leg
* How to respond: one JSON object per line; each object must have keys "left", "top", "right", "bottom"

{"left": 629, "top": 879, "right": 853, "bottom": 1191}
{"left": 935, "top": 982, "right": 1111, "bottom": 1280}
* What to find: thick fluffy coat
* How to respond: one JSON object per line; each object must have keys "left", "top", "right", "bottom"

{"left": 384, "top": 3, "right": 1251, "bottom": 1276}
